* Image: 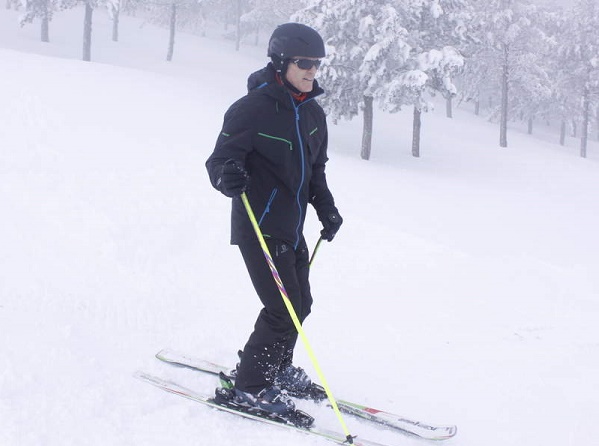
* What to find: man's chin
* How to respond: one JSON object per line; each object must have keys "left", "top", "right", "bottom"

{"left": 301, "top": 82, "right": 314, "bottom": 92}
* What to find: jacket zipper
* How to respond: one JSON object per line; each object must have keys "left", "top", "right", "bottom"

{"left": 291, "top": 96, "right": 316, "bottom": 249}
{"left": 258, "top": 188, "right": 278, "bottom": 226}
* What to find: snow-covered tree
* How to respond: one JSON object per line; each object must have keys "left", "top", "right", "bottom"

{"left": 527, "top": 7, "right": 575, "bottom": 144}
{"left": 295, "top": 1, "right": 413, "bottom": 160}
{"left": 380, "top": 0, "right": 465, "bottom": 157}
{"left": 506, "top": 7, "right": 554, "bottom": 135}
{"left": 81, "top": 0, "right": 100, "bottom": 61}
{"left": 465, "top": 0, "right": 548, "bottom": 148}
{"left": 241, "top": 0, "right": 307, "bottom": 46}
{"left": 19, "top": 0, "right": 70, "bottom": 42}
{"left": 143, "top": 0, "right": 209, "bottom": 60}
{"left": 295, "top": 0, "right": 464, "bottom": 159}
{"left": 107, "top": 0, "right": 122, "bottom": 41}
{"left": 557, "top": 0, "right": 599, "bottom": 157}
{"left": 403, "top": 0, "right": 472, "bottom": 119}
{"left": 457, "top": 5, "right": 496, "bottom": 117}
{"left": 199, "top": 0, "right": 249, "bottom": 50}
{"left": 509, "top": 50, "right": 553, "bottom": 135}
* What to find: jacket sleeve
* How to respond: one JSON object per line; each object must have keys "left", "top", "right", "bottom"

{"left": 308, "top": 122, "right": 338, "bottom": 220}
{"left": 205, "top": 99, "right": 254, "bottom": 193}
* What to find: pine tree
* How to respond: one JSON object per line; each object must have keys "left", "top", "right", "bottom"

{"left": 532, "top": 7, "right": 576, "bottom": 145}
{"left": 557, "top": 0, "right": 599, "bottom": 157}
{"left": 296, "top": 0, "right": 464, "bottom": 159}
{"left": 201, "top": 0, "right": 250, "bottom": 50}
{"left": 143, "top": 0, "right": 209, "bottom": 60}
{"left": 380, "top": 0, "right": 465, "bottom": 157}
{"left": 19, "top": 0, "right": 68, "bottom": 42}
{"left": 295, "top": 0, "right": 412, "bottom": 160}
{"left": 241, "top": 0, "right": 307, "bottom": 46}
{"left": 406, "top": 0, "right": 473, "bottom": 119}
{"left": 108, "top": 0, "right": 122, "bottom": 42}
{"left": 465, "top": 0, "right": 546, "bottom": 148}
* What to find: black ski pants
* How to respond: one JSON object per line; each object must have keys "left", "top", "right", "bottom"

{"left": 234, "top": 236, "right": 313, "bottom": 394}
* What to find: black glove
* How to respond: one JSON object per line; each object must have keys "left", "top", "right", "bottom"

{"left": 319, "top": 208, "right": 343, "bottom": 242}
{"left": 218, "top": 159, "right": 249, "bottom": 197}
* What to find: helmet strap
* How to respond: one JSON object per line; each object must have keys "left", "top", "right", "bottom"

{"left": 274, "top": 71, "right": 303, "bottom": 96}
{"left": 270, "top": 57, "right": 303, "bottom": 95}
{"left": 270, "top": 55, "right": 285, "bottom": 73}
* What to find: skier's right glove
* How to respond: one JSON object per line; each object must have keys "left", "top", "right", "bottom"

{"left": 318, "top": 208, "right": 343, "bottom": 242}
{"left": 218, "top": 159, "right": 249, "bottom": 197}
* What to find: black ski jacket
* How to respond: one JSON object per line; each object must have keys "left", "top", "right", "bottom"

{"left": 206, "top": 64, "right": 337, "bottom": 249}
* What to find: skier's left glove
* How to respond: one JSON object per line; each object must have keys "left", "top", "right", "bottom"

{"left": 318, "top": 208, "right": 343, "bottom": 242}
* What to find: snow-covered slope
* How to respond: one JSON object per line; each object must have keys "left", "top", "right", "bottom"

{"left": 1, "top": 7, "right": 598, "bottom": 446}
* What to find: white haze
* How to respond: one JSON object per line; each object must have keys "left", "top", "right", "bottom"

{"left": 1, "top": 7, "right": 598, "bottom": 446}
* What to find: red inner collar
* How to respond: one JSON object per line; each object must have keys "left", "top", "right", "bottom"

{"left": 275, "top": 73, "right": 307, "bottom": 102}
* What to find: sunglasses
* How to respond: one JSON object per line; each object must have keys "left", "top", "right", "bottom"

{"left": 291, "top": 59, "right": 322, "bottom": 70}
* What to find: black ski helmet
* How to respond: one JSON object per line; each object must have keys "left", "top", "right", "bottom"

{"left": 268, "top": 23, "right": 325, "bottom": 72}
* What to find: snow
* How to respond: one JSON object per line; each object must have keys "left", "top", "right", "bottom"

{"left": 1, "top": 6, "right": 599, "bottom": 446}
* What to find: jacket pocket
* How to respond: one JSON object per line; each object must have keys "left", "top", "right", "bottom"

{"left": 257, "top": 132, "right": 293, "bottom": 166}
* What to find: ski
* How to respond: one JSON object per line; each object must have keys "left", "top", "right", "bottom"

{"left": 155, "top": 348, "right": 457, "bottom": 440}
{"left": 135, "top": 371, "right": 390, "bottom": 446}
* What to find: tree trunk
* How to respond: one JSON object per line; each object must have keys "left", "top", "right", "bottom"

{"left": 112, "top": 6, "right": 120, "bottom": 42}
{"left": 166, "top": 3, "right": 176, "bottom": 61}
{"left": 41, "top": 15, "right": 49, "bottom": 43}
{"left": 474, "top": 99, "right": 480, "bottom": 116}
{"left": 560, "top": 120, "right": 566, "bottom": 146}
{"left": 571, "top": 120, "right": 577, "bottom": 137}
{"left": 499, "top": 44, "right": 509, "bottom": 148}
{"left": 82, "top": 3, "right": 93, "bottom": 62}
{"left": 527, "top": 117, "right": 533, "bottom": 135}
{"left": 580, "top": 85, "right": 589, "bottom": 158}
{"left": 412, "top": 106, "right": 421, "bottom": 158}
{"left": 235, "top": 0, "right": 242, "bottom": 51}
{"left": 360, "top": 95, "right": 373, "bottom": 160}
{"left": 446, "top": 96, "right": 453, "bottom": 118}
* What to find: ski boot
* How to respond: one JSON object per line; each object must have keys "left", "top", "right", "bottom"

{"left": 275, "top": 364, "right": 327, "bottom": 401}
{"left": 214, "top": 373, "right": 314, "bottom": 428}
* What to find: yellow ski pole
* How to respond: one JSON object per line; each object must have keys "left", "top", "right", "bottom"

{"left": 240, "top": 192, "right": 354, "bottom": 444}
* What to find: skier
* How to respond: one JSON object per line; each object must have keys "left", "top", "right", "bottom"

{"left": 205, "top": 23, "right": 343, "bottom": 416}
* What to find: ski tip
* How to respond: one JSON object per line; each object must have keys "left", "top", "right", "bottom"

{"left": 433, "top": 425, "right": 458, "bottom": 440}
{"left": 155, "top": 348, "right": 172, "bottom": 359}
{"left": 447, "top": 425, "right": 458, "bottom": 438}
